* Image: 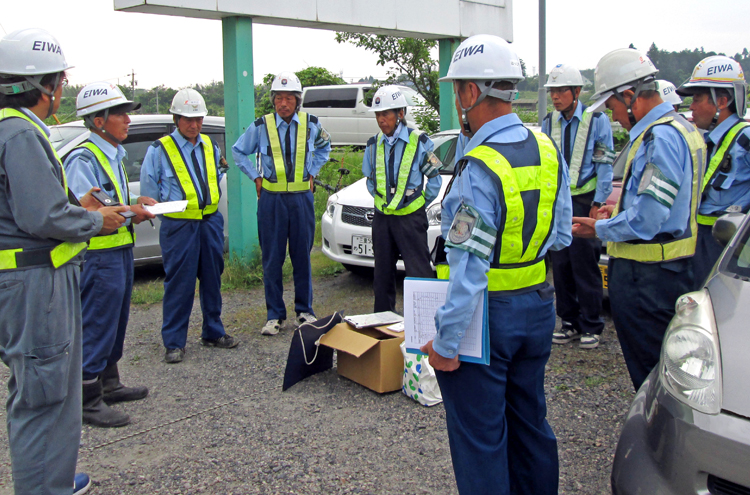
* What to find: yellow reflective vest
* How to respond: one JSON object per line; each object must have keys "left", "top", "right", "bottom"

{"left": 75, "top": 142, "right": 135, "bottom": 250}
{"left": 156, "top": 134, "right": 220, "bottom": 220}
{"left": 261, "top": 112, "right": 310, "bottom": 193}
{"left": 441, "top": 131, "right": 562, "bottom": 293}
{"left": 372, "top": 129, "right": 426, "bottom": 215}
{"left": 0, "top": 108, "right": 87, "bottom": 270}
{"left": 548, "top": 110, "right": 597, "bottom": 196}
{"left": 607, "top": 115, "right": 704, "bottom": 262}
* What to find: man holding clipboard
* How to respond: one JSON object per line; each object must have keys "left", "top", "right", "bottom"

{"left": 420, "top": 35, "right": 572, "bottom": 495}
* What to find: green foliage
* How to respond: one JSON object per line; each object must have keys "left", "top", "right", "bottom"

{"left": 335, "top": 33, "right": 440, "bottom": 113}
{"left": 222, "top": 252, "right": 265, "bottom": 291}
{"left": 412, "top": 105, "right": 440, "bottom": 134}
{"left": 613, "top": 129, "right": 629, "bottom": 152}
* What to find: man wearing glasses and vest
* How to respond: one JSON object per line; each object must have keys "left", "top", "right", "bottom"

{"left": 0, "top": 28, "right": 130, "bottom": 495}
{"left": 232, "top": 71, "right": 331, "bottom": 336}
{"left": 572, "top": 49, "right": 705, "bottom": 391}
{"left": 542, "top": 64, "right": 615, "bottom": 350}
{"left": 676, "top": 56, "right": 750, "bottom": 287}
{"left": 141, "top": 89, "right": 238, "bottom": 364}
{"left": 64, "top": 82, "right": 156, "bottom": 428}
{"left": 362, "top": 85, "right": 442, "bottom": 313}
{"left": 420, "top": 35, "right": 572, "bottom": 495}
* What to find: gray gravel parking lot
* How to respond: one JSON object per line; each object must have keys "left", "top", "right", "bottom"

{"left": 0, "top": 267, "right": 632, "bottom": 494}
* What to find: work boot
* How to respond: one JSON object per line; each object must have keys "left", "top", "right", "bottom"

{"left": 200, "top": 334, "right": 239, "bottom": 348}
{"left": 82, "top": 378, "right": 130, "bottom": 428}
{"left": 101, "top": 363, "right": 148, "bottom": 404}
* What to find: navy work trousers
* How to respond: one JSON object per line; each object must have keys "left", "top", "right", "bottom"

{"left": 550, "top": 199, "right": 604, "bottom": 335}
{"left": 609, "top": 256, "right": 694, "bottom": 391}
{"left": 160, "top": 212, "right": 225, "bottom": 349}
{"left": 436, "top": 288, "right": 559, "bottom": 495}
{"left": 693, "top": 224, "right": 724, "bottom": 289}
{"left": 372, "top": 206, "right": 434, "bottom": 312}
{"left": 258, "top": 190, "right": 315, "bottom": 321}
{"left": 80, "top": 247, "right": 133, "bottom": 380}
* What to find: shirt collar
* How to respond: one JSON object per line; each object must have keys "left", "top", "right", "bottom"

{"left": 379, "top": 122, "right": 408, "bottom": 146}
{"left": 171, "top": 128, "right": 205, "bottom": 149}
{"left": 89, "top": 132, "right": 126, "bottom": 162}
{"left": 463, "top": 113, "right": 525, "bottom": 155}
{"left": 629, "top": 101, "right": 675, "bottom": 143}
{"left": 708, "top": 114, "right": 741, "bottom": 144}
{"left": 275, "top": 112, "right": 300, "bottom": 129}
{"left": 20, "top": 107, "right": 50, "bottom": 136}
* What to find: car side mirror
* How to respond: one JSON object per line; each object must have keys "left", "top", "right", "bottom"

{"left": 712, "top": 212, "right": 746, "bottom": 247}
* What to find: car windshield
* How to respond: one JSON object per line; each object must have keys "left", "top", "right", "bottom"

{"left": 725, "top": 220, "right": 750, "bottom": 280}
{"left": 431, "top": 133, "right": 457, "bottom": 174}
{"left": 49, "top": 125, "right": 87, "bottom": 151}
{"left": 612, "top": 144, "right": 629, "bottom": 181}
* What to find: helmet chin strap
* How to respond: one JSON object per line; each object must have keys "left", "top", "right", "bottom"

{"left": 85, "top": 108, "right": 123, "bottom": 145}
{"left": 23, "top": 73, "right": 63, "bottom": 120}
{"left": 613, "top": 78, "right": 656, "bottom": 127}
{"left": 707, "top": 88, "right": 733, "bottom": 131}
{"left": 456, "top": 80, "right": 519, "bottom": 136}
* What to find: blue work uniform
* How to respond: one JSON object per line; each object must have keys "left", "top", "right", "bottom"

{"left": 542, "top": 103, "right": 614, "bottom": 336}
{"left": 0, "top": 108, "right": 103, "bottom": 494}
{"left": 362, "top": 123, "right": 442, "bottom": 312}
{"left": 64, "top": 133, "right": 137, "bottom": 381}
{"left": 232, "top": 111, "right": 331, "bottom": 322}
{"left": 140, "top": 129, "right": 226, "bottom": 350}
{"left": 694, "top": 114, "right": 750, "bottom": 285}
{"left": 434, "top": 113, "right": 572, "bottom": 495}
{"left": 595, "top": 102, "right": 701, "bottom": 390}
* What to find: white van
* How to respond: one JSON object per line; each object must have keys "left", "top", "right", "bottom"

{"left": 300, "top": 84, "right": 422, "bottom": 146}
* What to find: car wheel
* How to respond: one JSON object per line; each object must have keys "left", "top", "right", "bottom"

{"left": 342, "top": 264, "right": 374, "bottom": 277}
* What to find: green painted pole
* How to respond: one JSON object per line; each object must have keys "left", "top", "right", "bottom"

{"left": 439, "top": 38, "right": 460, "bottom": 131}
{"left": 222, "top": 17, "right": 258, "bottom": 261}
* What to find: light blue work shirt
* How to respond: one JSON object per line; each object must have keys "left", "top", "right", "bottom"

{"left": 64, "top": 133, "right": 136, "bottom": 206}
{"left": 232, "top": 112, "right": 331, "bottom": 182}
{"left": 140, "top": 129, "right": 224, "bottom": 204}
{"left": 433, "top": 113, "right": 573, "bottom": 358}
{"left": 699, "top": 113, "right": 750, "bottom": 215}
{"left": 361, "top": 123, "right": 443, "bottom": 204}
{"left": 542, "top": 102, "right": 614, "bottom": 204}
{"left": 595, "top": 102, "right": 695, "bottom": 243}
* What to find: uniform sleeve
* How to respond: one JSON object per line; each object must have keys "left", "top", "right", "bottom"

{"left": 592, "top": 113, "right": 615, "bottom": 204}
{"left": 420, "top": 137, "right": 442, "bottom": 204}
{"left": 5, "top": 129, "right": 102, "bottom": 242}
{"left": 231, "top": 125, "right": 261, "bottom": 180}
{"left": 63, "top": 148, "right": 100, "bottom": 200}
{"left": 433, "top": 165, "right": 495, "bottom": 359}
{"left": 549, "top": 153, "right": 573, "bottom": 252}
{"left": 139, "top": 144, "right": 164, "bottom": 202}
{"left": 214, "top": 143, "right": 225, "bottom": 183}
{"left": 596, "top": 126, "right": 687, "bottom": 242}
{"left": 308, "top": 120, "right": 331, "bottom": 177}
{"left": 361, "top": 143, "right": 376, "bottom": 198}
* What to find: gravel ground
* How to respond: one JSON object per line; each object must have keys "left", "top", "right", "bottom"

{"left": 0, "top": 267, "right": 633, "bottom": 494}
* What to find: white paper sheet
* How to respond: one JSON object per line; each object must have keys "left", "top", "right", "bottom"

{"left": 144, "top": 200, "right": 188, "bottom": 215}
{"left": 344, "top": 311, "right": 403, "bottom": 329}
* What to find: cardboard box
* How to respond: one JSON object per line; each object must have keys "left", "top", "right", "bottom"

{"left": 319, "top": 322, "right": 405, "bottom": 393}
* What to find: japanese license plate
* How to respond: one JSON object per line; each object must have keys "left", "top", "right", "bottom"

{"left": 352, "top": 235, "right": 374, "bottom": 257}
{"left": 599, "top": 264, "right": 608, "bottom": 289}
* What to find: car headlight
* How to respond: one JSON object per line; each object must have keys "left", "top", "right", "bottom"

{"left": 326, "top": 195, "right": 338, "bottom": 219}
{"left": 660, "top": 290, "right": 722, "bottom": 415}
{"left": 426, "top": 203, "right": 442, "bottom": 226}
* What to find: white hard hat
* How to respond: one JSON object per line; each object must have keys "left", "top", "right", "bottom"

{"left": 654, "top": 80, "right": 682, "bottom": 107}
{"left": 170, "top": 88, "right": 208, "bottom": 117}
{"left": 369, "top": 85, "right": 408, "bottom": 113}
{"left": 588, "top": 48, "right": 658, "bottom": 113}
{"left": 676, "top": 55, "right": 747, "bottom": 120}
{"left": 0, "top": 28, "right": 72, "bottom": 77}
{"left": 76, "top": 82, "right": 140, "bottom": 118}
{"left": 544, "top": 64, "right": 583, "bottom": 88}
{"left": 271, "top": 71, "right": 302, "bottom": 94}
{"left": 438, "top": 34, "right": 524, "bottom": 84}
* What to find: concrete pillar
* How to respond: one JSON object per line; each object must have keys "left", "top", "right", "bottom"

{"left": 222, "top": 16, "right": 259, "bottom": 260}
{"left": 439, "top": 38, "right": 461, "bottom": 131}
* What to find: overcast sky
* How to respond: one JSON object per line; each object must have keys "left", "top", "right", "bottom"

{"left": 3, "top": 0, "right": 750, "bottom": 90}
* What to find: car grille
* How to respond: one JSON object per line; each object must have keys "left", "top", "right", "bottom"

{"left": 342, "top": 206, "right": 374, "bottom": 227}
{"left": 709, "top": 474, "right": 750, "bottom": 495}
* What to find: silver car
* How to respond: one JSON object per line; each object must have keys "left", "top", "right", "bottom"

{"left": 611, "top": 213, "right": 750, "bottom": 494}
{"left": 50, "top": 115, "right": 228, "bottom": 265}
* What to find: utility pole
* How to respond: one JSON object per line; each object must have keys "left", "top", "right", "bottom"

{"left": 537, "top": 0, "right": 547, "bottom": 127}
{"left": 126, "top": 69, "right": 137, "bottom": 99}
{"left": 156, "top": 86, "right": 159, "bottom": 114}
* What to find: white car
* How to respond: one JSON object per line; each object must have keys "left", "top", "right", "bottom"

{"left": 321, "top": 126, "right": 541, "bottom": 272}
{"left": 50, "top": 115, "right": 229, "bottom": 265}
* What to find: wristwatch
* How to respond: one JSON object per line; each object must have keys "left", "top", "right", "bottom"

{"left": 591, "top": 201, "right": 604, "bottom": 208}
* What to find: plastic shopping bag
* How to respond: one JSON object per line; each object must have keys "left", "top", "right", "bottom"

{"left": 400, "top": 341, "right": 442, "bottom": 407}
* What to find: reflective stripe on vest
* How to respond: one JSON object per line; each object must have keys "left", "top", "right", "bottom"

{"left": 76, "top": 142, "right": 135, "bottom": 250}
{"left": 373, "top": 129, "right": 426, "bottom": 216}
{"left": 0, "top": 109, "right": 87, "bottom": 269}
{"left": 157, "top": 134, "right": 220, "bottom": 220}
{"left": 262, "top": 112, "right": 309, "bottom": 193}
{"left": 463, "top": 131, "right": 561, "bottom": 292}
{"left": 549, "top": 110, "right": 597, "bottom": 196}
{"left": 697, "top": 121, "right": 750, "bottom": 226}
{"left": 608, "top": 115, "right": 704, "bottom": 262}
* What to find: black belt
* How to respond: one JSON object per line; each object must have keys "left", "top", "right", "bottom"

{"left": 15, "top": 247, "right": 55, "bottom": 269}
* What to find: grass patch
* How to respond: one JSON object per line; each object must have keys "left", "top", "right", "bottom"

{"left": 131, "top": 278, "right": 165, "bottom": 305}
{"left": 221, "top": 252, "right": 265, "bottom": 291}
{"left": 585, "top": 376, "right": 606, "bottom": 388}
{"left": 311, "top": 249, "right": 345, "bottom": 277}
